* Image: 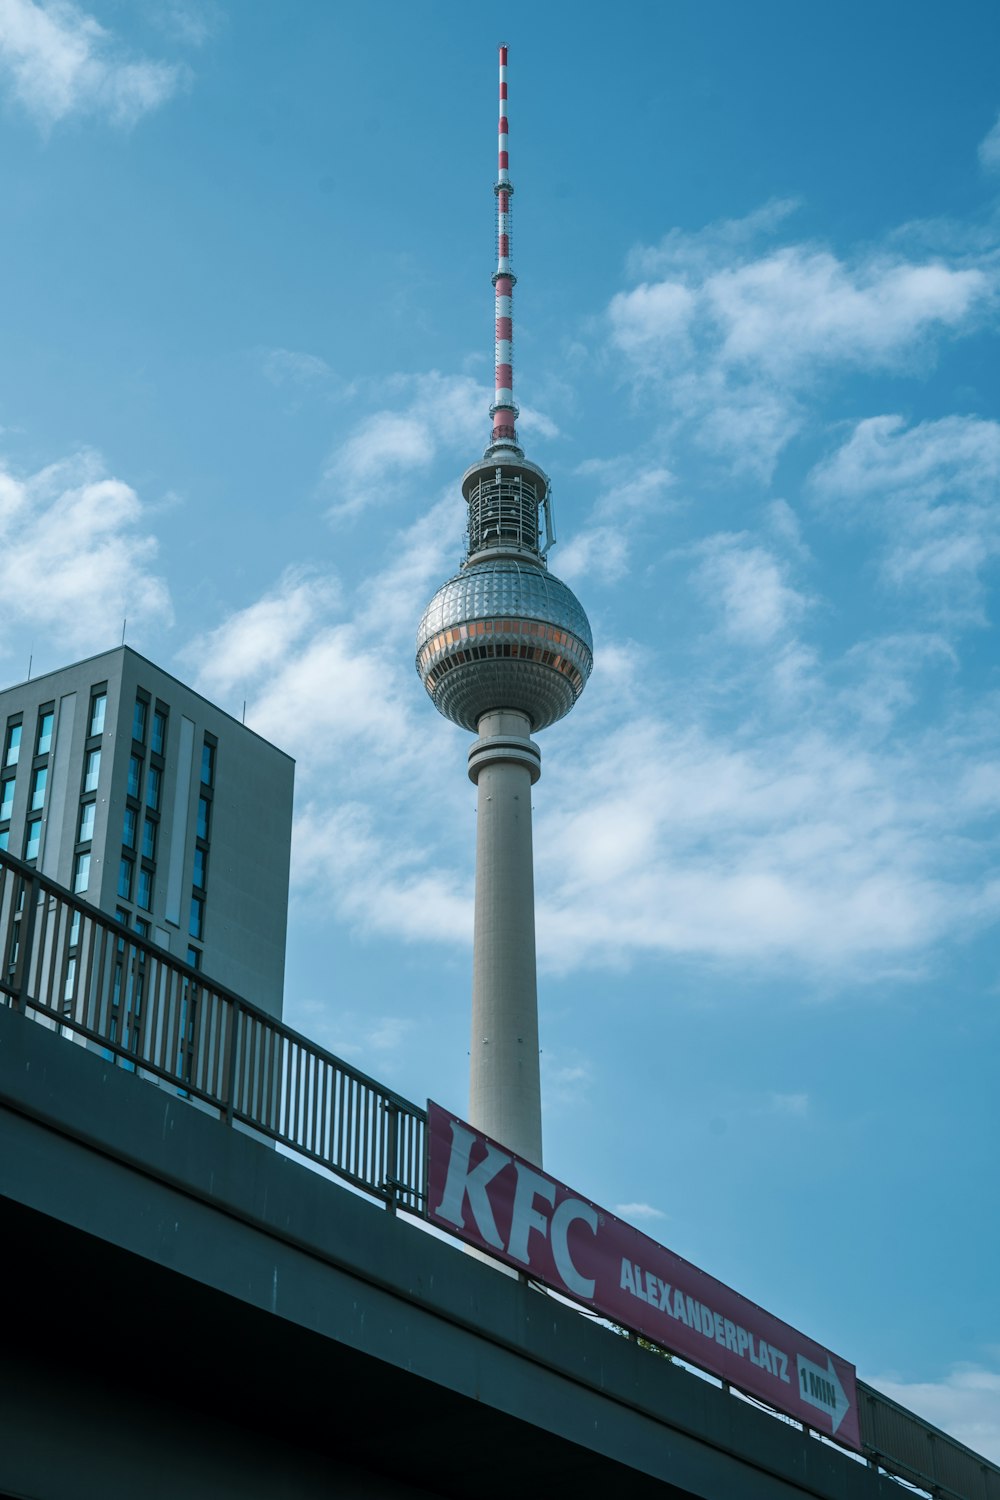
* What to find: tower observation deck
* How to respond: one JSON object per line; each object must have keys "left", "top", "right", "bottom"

{"left": 416, "top": 46, "right": 592, "bottom": 1166}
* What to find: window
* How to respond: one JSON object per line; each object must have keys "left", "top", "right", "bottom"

{"left": 200, "top": 740, "right": 215, "bottom": 787}
{"left": 132, "top": 699, "right": 147, "bottom": 744}
{"left": 118, "top": 857, "right": 133, "bottom": 901}
{"left": 63, "top": 956, "right": 77, "bottom": 1005}
{"left": 30, "top": 765, "right": 47, "bottom": 812}
{"left": 186, "top": 946, "right": 201, "bottom": 970}
{"left": 122, "top": 806, "right": 137, "bottom": 850}
{"left": 73, "top": 852, "right": 91, "bottom": 894}
{"left": 141, "top": 817, "right": 157, "bottom": 861}
{"left": 0, "top": 778, "right": 13, "bottom": 821}
{"left": 78, "top": 801, "right": 96, "bottom": 843}
{"left": 24, "top": 819, "right": 41, "bottom": 861}
{"left": 4, "top": 722, "right": 21, "bottom": 767}
{"left": 135, "top": 917, "right": 150, "bottom": 939}
{"left": 146, "top": 766, "right": 161, "bottom": 812}
{"left": 69, "top": 910, "right": 81, "bottom": 947}
{"left": 197, "top": 795, "right": 210, "bottom": 841}
{"left": 189, "top": 894, "right": 204, "bottom": 941}
{"left": 151, "top": 710, "right": 167, "bottom": 756}
{"left": 193, "top": 846, "right": 206, "bottom": 890}
{"left": 84, "top": 749, "right": 101, "bottom": 793}
{"left": 90, "top": 693, "right": 107, "bottom": 737}
{"left": 137, "top": 867, "right": 152, "bottom": 911}
{"left": 35, "top": 709, "right": 54, "bottom": 756}
{"left": 127, "top": 754, "right": 142, "bottom": 799}
{"left": 0, "top": 830, "right": 8, "bottom": 852}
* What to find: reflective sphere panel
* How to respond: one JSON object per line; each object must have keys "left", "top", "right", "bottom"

{"left": 416, "top": 559, "right": 593, "bottom": 732}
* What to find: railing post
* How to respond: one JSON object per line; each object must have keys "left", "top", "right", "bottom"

{"left": 384, "top": 1102, "right": 399, "bottom": 1213}
{"left": 9, "top": 871, "right": 39, "bottom": 1013}
{"left": 222, "top": 998, "right": 239, "bottom": 1125}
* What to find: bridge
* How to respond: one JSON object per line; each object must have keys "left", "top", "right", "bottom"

{"left": 1, "top": 846, "right": 997, "bottom": 1500}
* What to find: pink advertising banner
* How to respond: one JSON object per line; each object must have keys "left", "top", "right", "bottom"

{"left": 427, "top": 1101, "right": 860, "bottom": 1451}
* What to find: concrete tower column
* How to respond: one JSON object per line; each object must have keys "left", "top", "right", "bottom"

{"left": 467, "top": 709, "right": 542, "bottom": 1165}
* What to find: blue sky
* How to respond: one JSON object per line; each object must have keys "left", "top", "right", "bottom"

{"left": 1, "top": 0, "right": 998, "bottom": 1457}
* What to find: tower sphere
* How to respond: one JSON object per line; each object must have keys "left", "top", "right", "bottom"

{"left": 416, "top": 455, "right": 593, "bottom": 733}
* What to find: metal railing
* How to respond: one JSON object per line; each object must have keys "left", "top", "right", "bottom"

{"left": 1, "top": 844, "right": 997, "bottom": 1499}
{"left": 858, "top": 1381, "right": 1000, "bottom": 1500}
{"left": 0, "top": 847, "right": 426, "bottom": 1212}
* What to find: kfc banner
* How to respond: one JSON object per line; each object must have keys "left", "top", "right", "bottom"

{"left": 427, "top": 1101, "right": 860, "bottom": 1451}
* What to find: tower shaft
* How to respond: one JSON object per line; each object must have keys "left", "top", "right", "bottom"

{"left": 415, "top": 45, "right": 592, "bottom": 1173}
{"left": 468, "top": 709, "right": 542, "bottom": 1164}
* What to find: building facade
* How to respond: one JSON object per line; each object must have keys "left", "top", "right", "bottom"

{"left": 0, "top": 647, "right": 293, "bottom": 1017}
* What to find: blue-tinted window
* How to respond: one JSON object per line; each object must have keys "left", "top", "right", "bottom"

{"left": 25, "top": 819, "right": 41, "bottom": 861}
{"left": 197, "top": 796, "right": 210, "bottom": 840}
{"left": 84, "top": 749, "right": 101, "bottom": 794}
{"left": 73, "top": 852, "right": 90, "bottom": 894}
{"left": 90, "top": 693, "right": 106, "bottom": 737}
{"left": 151, "top": 710, "right": 167, "bottom": 756}
{"left": 189, "top": 894, "right": 204, "bottom": 940}
{"left": 36, "top": 710, "right": 54, "bottom": 756}
{"left": 146, "top": 766, "right": 161, "bottom": 812}
{"left": 186, "top": 946, "right": 201, "bottom": 970}
{"left": 0, "top": 830, "right": 8, "bottom": 852}
{"left": 142, "top": 817, "right": 157, "bottom": 860}
{"left": 132, "top": 699, "right": 147, "bottom": 744}
{"left": 127, "top": 754, "right": 142, "bottom": 799}
{"left": 135, "top": 917, "right": 150, "bottom": 939}
{"left": 4, "top": 723, "right": 21, "bottom": 767}
{"left": 193, "top": 846, "right": 206, "bottom": 890}
{"left": 118, "top": 858, "right": 133, "bottom": 901}
{"left": 200, "top": 741, "right": 215, "bottom": 787}
{"left": 137, "top": 867, "right": 152, "bottom": 911}
{"left": 123, "top": 806, "right": 137, "bottom": 850}
{"left": 30, "top": 765, "right": 47, "bottom": 812}
{"left": 78, "top": 801, "right": 96, "bottom": 843}
{"left": 0, "top": 778, "right": 13, "bottom": 821}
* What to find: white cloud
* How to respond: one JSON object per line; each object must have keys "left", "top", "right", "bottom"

{"left": 978, "top": 111, "right": 1000, "bottom": 172}
{"left": 323, "top": 373, "right": 488, "bottom": 519}
{"left": 0, "top": 0, "right": 184, "bottom": 128}
{"left": 607, "top": 206, "right": 995, "bottom": 480}
{"left": 558, "top": 464, "right": 675, "bottom": 586}
{"left": 261, "top": 348, "right": 333, "bottom": 386}
{"left": 292, "top": 800, "right": 472, "bottom": 947}
{"left": 869, "top": 1365, "right": 1000, "bottom": 1463}
{"left": 533, "top": 710, "right": 999, "bottom": 975}
{"left": 809, "top": 415, "right": 1000, "bottom": 613}
{"left": 695, "top": 534, "right": 810, "bottom": 646}
{"left": 614, "top": 1202, "right": 667, "bottom": 1222}
{"left": 556, "top": 525, "right": 630, "bottom": 587}
{"left": 0, "top": 450, "right": 172, "bottom": 664}
{"left": 182, "top": 569, "right": 339, "bottom": 699}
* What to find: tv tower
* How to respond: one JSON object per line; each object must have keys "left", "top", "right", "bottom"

{"left": 416, "top": 46, "right": 593, "bottom": 1167}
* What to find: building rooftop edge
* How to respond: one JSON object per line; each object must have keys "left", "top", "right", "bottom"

{"left": 0, "top": 644, "right": 296, "bottom": 766}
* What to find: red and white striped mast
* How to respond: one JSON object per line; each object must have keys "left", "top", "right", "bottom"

{"left": 490, "top": 44, "right": 519, "bottom": 454}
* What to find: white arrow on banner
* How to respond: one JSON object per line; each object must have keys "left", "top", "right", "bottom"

{"left": 796, "top": 1354, "right": 851, "bottom": 1434}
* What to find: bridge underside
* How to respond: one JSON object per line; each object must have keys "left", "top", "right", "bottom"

{"left": 0, "top": 1005, "right": 896, "bottom": 1500}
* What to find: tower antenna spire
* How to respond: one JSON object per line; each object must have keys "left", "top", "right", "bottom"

{"left": 490, "top": 44, "right": 519, "bottom": 454}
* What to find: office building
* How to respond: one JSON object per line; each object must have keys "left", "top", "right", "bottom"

{"left": 0, "top": 646, "right": 293, "bottom": 1016}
